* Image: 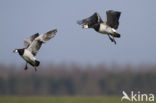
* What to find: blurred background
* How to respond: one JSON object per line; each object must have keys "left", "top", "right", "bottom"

{"left": 0, "top": 64, "right": 156, "bottom": 95}
{"left": 0, "top": 0, "right": 156, "bottom": 96}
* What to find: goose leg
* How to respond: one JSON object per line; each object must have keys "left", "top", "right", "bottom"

{"left": 108, "top": 34, "right": 114, "bottom": 42}
{"left": 108, "top": 34, "right": 116, "bottom": 44}
{"left": 112, "top": 36, "right": 116, "bottom": 44}
{"left": 34, "top": 67, "right": 38, "bottom": 72}
{"left": 24, "top": 63, "right": 28, "bottom": 70}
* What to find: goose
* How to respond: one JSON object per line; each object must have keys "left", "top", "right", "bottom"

{"left": 77, "top": 10, "right": 121, "bottom": 44}
{"left": 13, "top": 29, "right": 57, "bottom": 71}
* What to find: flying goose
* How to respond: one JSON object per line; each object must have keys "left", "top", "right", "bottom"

{"left": 13, "top": 29, "right": 57, "bottom": 71}
{"left": 77, "top": 10, "right": 121, "bottom": 44}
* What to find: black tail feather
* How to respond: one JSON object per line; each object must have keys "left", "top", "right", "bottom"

{"left": 35, "top": 60, "right": 40, "bottom": 67}
{"left": 112, "top": 32, "right": 121, "bottom": 38}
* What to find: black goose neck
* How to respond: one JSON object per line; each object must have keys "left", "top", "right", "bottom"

{"left": 18, "top": 49, "right": 24, "bottom": 56}
{"left": 93, "top": 23, "right": 100, "bottom": 32}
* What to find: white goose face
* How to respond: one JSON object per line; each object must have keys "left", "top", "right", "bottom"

{"left": 13, "top": 49, "right": 18, "bottom": 53}
{"left": 83, "top": 25, "right": 89, "bottom": 29}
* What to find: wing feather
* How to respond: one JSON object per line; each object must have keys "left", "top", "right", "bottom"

{"left": 105, "top": 10, "right": 121, "bottom": 29}
{"left": 27, "top": 29, "right": 57, "bottom": 56}
{"left": 24, "top": 33, "right": 39, "bottom": 49}
{"left": 77, "top": 12, "right": 103, "bottom": 27}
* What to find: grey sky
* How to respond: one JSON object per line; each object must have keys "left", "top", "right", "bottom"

{"left": 0, "top": 0, "right": 156, "bottom": 65}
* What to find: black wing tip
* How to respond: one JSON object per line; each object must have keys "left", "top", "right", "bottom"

{"left": 94, "top": 12, "right": 98, "bottom": 15}
{"left": 53, "top": 29, "right": 57, "bottom": 33}
{"left": 93, "top": 12, "right": 100, "bottom": 17}
{"left": 46, "top": 29, "right": 57, "bottom": 35}
{"left": 107, "top": 10, "right": 121, "bottom": 14}
{"left": 52, "top": 29, "right": 58, "bottom": 33}
{"left": 107, "top": 10, "right": 121, "bottom": 19}
{"left": 34, "top": 33, "right": 40, "bottom": 36}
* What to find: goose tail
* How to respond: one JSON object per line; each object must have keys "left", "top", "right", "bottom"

{"left": 35, "top": 60, "right": 40, "bottom": 67}
{"left": 112, "top": 32, "right": 121, "bottom": 38}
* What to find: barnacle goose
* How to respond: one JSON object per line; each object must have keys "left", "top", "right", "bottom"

{"left": 77, "top": 10, "right": 121, "bottom": 44}
{"left": 13, "top": 29, "right": 57, "bottom": 71}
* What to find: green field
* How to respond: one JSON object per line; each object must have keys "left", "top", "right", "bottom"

{"left": 0, "top": 96, "right": 150, "bottom": 103}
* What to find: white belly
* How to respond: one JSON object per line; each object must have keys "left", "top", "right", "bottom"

{"left": 99, "top": 24, "right": 116, "bottom": 34}
{"left": 22, "top": 49, "right": 36, "bottom": 64}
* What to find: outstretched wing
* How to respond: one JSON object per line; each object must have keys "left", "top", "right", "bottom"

{"left": 27, "top": 29, "right": 57, "bottom": 56}
{"left": 105, "top": 10, "right": 121, "bottom": 29}
{"left": 77, "top": 12, "right": 103, "bottom": 27}
{"left": 24, "top": 33, "right": 39, "bottom": 49}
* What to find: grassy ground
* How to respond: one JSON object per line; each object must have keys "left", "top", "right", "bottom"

{"left": 0, "top": 96, "right": 151, "bottom": 103}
